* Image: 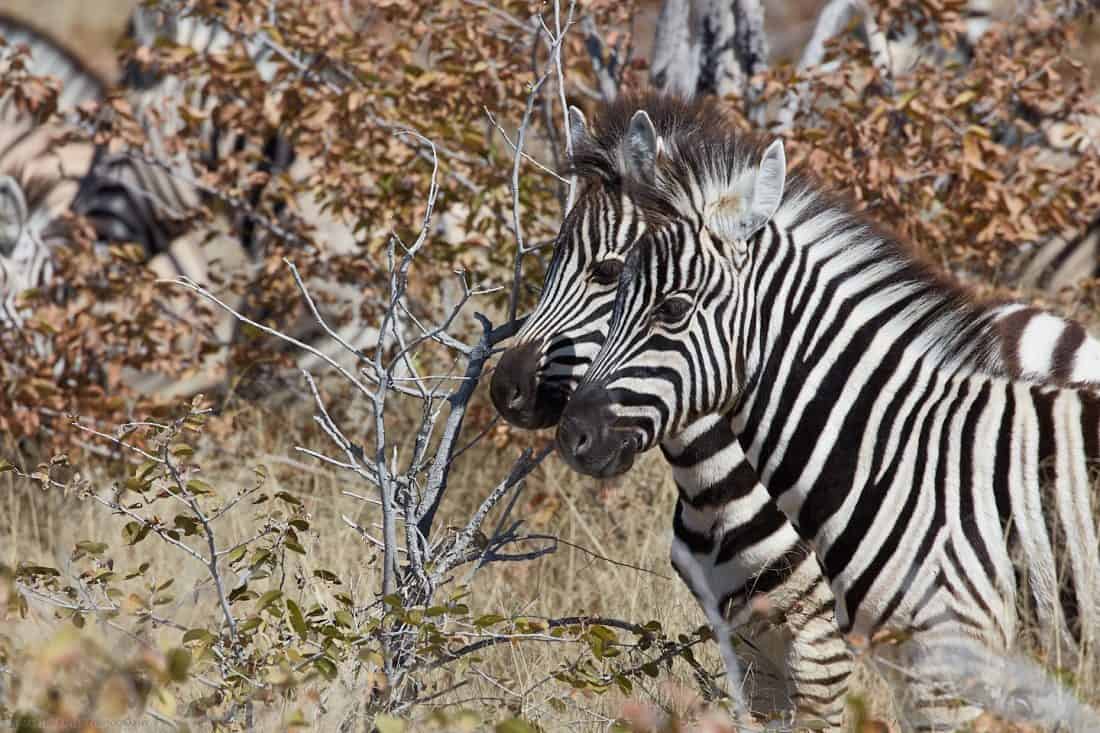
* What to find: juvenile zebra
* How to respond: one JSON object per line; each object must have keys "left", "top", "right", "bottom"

{"left": 493, "top": 94, "right": 1100, "bottom": 727}
{"left": 554, "top": 98, "right": 1100, "bottom": 730}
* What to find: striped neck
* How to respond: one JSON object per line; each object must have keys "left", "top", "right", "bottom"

{"left": 728, "top": 192, "right": 1007, "bottom": 523}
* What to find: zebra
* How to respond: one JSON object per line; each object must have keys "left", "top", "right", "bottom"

{"left": 1014, "top": 212, "right": 1100, "bottom": 295}
{"left": 552, "top": 97, "right": 1100, "bottom": 730}
{"left": 491, "top": 93, "right": 1100, "bottom": 727}
{"left": 0, "top": 12, "right": 106, "bottom": 329}
{"left": 72, "top": 0, "right": 291, "bottom": 268}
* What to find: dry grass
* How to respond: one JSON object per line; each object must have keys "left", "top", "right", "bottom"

{"left": 0, "top": 381, "right": 743, "bottom": 730}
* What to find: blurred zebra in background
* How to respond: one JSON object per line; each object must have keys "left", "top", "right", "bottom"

{"left": 1014, "top": 212, "right": 1100, "bottom": 295}
{"left": 0, "top": 12, "right": 105, "bottom": 329}
{"left": 72, "top": 0, "right": 292, "bottom": 283}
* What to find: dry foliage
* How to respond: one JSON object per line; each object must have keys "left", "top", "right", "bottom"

{"left": 2, "top": 0, "right": 1100, "bottom": 731}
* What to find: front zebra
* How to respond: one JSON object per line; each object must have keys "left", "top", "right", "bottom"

{"left": 493, "top": 94, "right": 1100, "bottom": 729}
{"left": 556, "top": 110, "right": 1100, "bottom": 730}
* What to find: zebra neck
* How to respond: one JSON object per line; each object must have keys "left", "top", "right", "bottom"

{"left": 731, "top": 202, "right": 1015, "bottom": 518}
{"left": 660, "top": 414, "right": 759, "bottom": 512}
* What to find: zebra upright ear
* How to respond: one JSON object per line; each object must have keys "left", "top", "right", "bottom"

{"left": 568, "top": 105, "right": 591, "bottom": 149}
{"left": 565, "top": 106, "right": 591, "bottom": 212}
{"left": 624, "top": 110, "right": 664, "bottom": 183}
{"left": 753, "top": 140, "right": 786, "bottom": 223}
{"left": 0, "top": 175, "right": 28, "bottom": 257}
{"left": 705, "top": 139, "right": 786, "bottom": 244}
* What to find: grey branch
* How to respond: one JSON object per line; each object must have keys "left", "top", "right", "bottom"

{"left": 650, "top": 0, "right": 701, "bottom": 97}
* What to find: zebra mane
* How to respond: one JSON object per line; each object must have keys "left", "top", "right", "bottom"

{"left": 575, "top": 91, "right": 1006, "bottom": 373}
{"left": 565, "top": 92, "right": 767, "bottom": 226}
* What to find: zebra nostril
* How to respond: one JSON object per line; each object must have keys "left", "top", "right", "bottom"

{"left": 508, "top": 384, "right": 526, "bottom": 410}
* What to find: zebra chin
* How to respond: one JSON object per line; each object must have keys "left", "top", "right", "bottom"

{"left": 556, "top": 384, "right": 642, "bottom": 478}
{"left": 491, "top": 341, "right": 571, "bottom": 430}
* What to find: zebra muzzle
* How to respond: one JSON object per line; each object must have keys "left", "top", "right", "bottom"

{"left": 557, "top": 384, "right": 638, "bottom": 478}
{"left": 491, "top": 341, "right": 568, "bottom": 430}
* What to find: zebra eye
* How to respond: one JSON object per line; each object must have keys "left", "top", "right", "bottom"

{"left": 591, "top": 258, "right": 623, "bottom": 285}
{"left": 655, "top": 297, "right": 692, "bottom": 324}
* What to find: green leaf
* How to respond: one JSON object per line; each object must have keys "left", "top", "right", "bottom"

{"left": 614, "top": 674, "right": 632, "bottom": 695}
{"left": 285, "top": 541, "right": 306, "bottom": 555}
{"left": 286, "top": 599, "right": 308, "bottom": 639}
{"left": 173, "top": 516, "right": 200, "bottom": 536}
{"left": 473, "top": 614, "right": 506, "bottom": 628}
{"left": 228, "top": 585, "right": 254, "bottom": 603}
{"left": 313, "top": 656, "right": 337, "bottom": 680}
{"left": 183, "top": 628, "right": 214, "bottom": 644}
{"left": 0, "top": 459, "right": 14, "bottom": 473}
{"left": 313, "top": 569, "right": 340, "bottom": 584}
{"left": 73, "top": 541, "right": 108, "bottom": 558}
{"left": 135, "top": 460, "right": 159, "bottom": 481}
{"left": 257, "top": 590, "right": 283, "bottom": 612}
{"left": 170, "top": 444, "right": 194, "bottom": 458}
{"left": 274, "top": 491, "right": 301, "bottom": 506}
{"left": 185, "top": 479, "right": 214, "bottom": 496}
{"left": 122, "top": 521, "right": 151, "bottom": 546}
{"left": 166, "top": 647, "right": 191, "bottom": 681}
{"left": 226, "top": 545, "right": 248, "bottom": 565}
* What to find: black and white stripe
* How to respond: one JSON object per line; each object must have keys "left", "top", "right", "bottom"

{"left": 557, "top": 96, "right": 1100, "bottom": 730}
{"left": 1014, "top": 212, "right": 1100, "bottom": 294}
{"left": 0, "top": 13, "right": 105, "bottom": 329}
{"left": 72, "top": 1, "right": 290, "bottom": 267}
{"left": 496, "top": 94, "right": 1100, "bottom": 728}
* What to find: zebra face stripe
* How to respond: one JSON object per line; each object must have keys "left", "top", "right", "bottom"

{"left": 558, "top": 221, "right": 749, "bottom": 477}
{"left": 490, "top": 185, "right": 644, "bottom": 428}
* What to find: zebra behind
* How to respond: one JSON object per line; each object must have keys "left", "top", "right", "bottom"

{"left": 494, "top": 94, "right": 1100, "bottom": 729}
{"left": 555, "top": 102, "right": 1100, "bottom": 731}
{"left": 73, "top": 1, "right": 291, "bottom": 267}
{"left": 0, "top": 13, "right": 105, "bottom": 329}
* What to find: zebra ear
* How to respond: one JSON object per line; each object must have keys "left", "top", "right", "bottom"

{"left": 624, "top": 110, "right": 664, "bottom": 183}
{"left": 753, "top": 139, "right": 786, "bottom": 223}
{"left": 705, "top": 139, "right": 786, "bottom": 244}
{"left": 565, "top": 106, "right": 591, "bottom": 212}
{"left": 0, "top": 175, "right": 28, "bottom": 257}
{"left": 568, "top": 105, "right": 591, "bottom": 149}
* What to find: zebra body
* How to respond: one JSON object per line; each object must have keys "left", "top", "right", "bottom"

{"left": 494, "top": 95, "right": 1100, "bottom": 727}
{"left": 1015, "top": 213, "right": 1100, "bottom": 295}
{"left": 555, "top": 97, "right": 1100, "bottom": 729}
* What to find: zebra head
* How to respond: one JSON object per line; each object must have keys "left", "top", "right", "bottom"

{"left": 557, "top": 137, "right": 787, "bottom": 478}
{"left": 491, "top": 95, "right": 729, "bottom": 429}
{"left": 490, "top": 104, "right": 663, "bottom": 429}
